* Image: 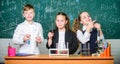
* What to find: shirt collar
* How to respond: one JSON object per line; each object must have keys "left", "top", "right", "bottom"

{"left": 24, "top": 20, "right": 34, "bottom": 25}
{"left": 82, "top": 25, "right": 87, "bottom": 31}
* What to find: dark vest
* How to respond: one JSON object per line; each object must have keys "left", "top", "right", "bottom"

{"left": 81, "top": 28, "right": 98, "bottom": 54}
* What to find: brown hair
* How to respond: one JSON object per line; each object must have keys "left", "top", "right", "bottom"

{"left": 55, "top": 12, "right": 70, "bottom": 30}
{"left": 23, "top": 4, "right": 34, "bottom": 12}
{"left": 72, "top": 12, "right": 85, "bottom": 33}
{"left": 72, "top": 18, "right": 81, "bottom": 33}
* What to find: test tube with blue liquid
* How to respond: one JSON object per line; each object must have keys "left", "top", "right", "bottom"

{"left": 27, "top": 39, "right": 30, "bottom": 45}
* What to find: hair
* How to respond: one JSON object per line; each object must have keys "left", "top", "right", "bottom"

{"left": 23, "top": 4, "right": 34, "bottom": 13}
{"left": 72, "top": 12, "right": 86, "bottom": 33}
{"left": 55, "top": 12, "right": 70, "bottom": 30}
{"left": 72, "top": 19, "right": 81, "bottom": 33}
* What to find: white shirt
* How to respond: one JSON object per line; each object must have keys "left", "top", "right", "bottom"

{"left": 77, "top": 26, "right": 104, "bottom": 44}
{"left": 58, "top": 31, "right": 66, "bottom": 49}
{"left": 12, "top": 20, "right": 44, "bottom": 54}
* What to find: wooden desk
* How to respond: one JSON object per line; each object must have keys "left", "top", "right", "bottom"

{"left": 5, "top": 55, "right": 114, "bottom": 64}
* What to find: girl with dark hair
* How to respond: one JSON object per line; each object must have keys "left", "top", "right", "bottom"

{"left": 46, "top": 12, "right": 78, "bottom": 54}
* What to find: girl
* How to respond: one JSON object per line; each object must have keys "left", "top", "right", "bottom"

{"left": 46, "top": 12, "right": 78, "bottom": 54}
{"left": 72, "top": 11, "right": 104, "bottom": 55}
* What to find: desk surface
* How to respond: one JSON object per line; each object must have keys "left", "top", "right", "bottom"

{"left": 5, "top": 55, "right": 114, "bottom": 60}
{"left": 5, "top": 55, "right": 114, "bottom": 64}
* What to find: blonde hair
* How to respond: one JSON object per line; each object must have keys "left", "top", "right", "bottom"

{"left": 23, "top": 4, "right": 34, "bottom": 12}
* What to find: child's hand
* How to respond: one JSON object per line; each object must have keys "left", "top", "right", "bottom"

{"left": 48, "top": 32, "right": 54, "bottom": 39}
{"left": 87, "top": 22, "right": 94, "bottom": 29}
{"left": 36, "top": 36, "right": 42, "bottom": 43}
{"left": 86, "top": 22, "right": 94, "bottom": 33}
{"left": 23, "top": 34, "right": 31, "bottom": 43}
{"left": 36, "top": 36, "right": 42, "bottom": 47}
{"left": 94, "top": 23, "right": 101, "bottom": 30}
{"left": 48, "top": 32, "right": 54, "bottom": 47}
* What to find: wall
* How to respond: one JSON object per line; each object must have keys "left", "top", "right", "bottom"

{"left": 0, "top": 39, "right": 120, "bottom": 64}
{"left": 0, "top": 0, "right": 120, "bottom": 64}
{"left": 0, "top": 0, "right": 120, "bottom": 39}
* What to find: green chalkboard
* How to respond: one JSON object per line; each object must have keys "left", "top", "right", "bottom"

{"left": 0, "top": 0, "right": 120, "bottom": 39}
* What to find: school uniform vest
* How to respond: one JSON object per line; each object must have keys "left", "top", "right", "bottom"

{"left": 81, "top": 28, "right": 98, "bottom": 55}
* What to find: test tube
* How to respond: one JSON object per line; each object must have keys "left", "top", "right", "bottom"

{"left": 97, "top": 30, "right": 100, "bottom": 43}
{"left": 66, "top": 42, "right": 68, "bottom": 49}
{"left": 26, "top": 39, "right": 30, "bottom": 45}
{"left": 56, "top": 43, "right": 58, "bottom": 49}
{"left": 56, "top": 43, "right": 58, "bottom": 54}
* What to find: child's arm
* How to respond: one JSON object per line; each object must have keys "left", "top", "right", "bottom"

{"left": 12, "top": 25, "right": 25, "bottom": 45}
{"left": 94, "top": 23, "right": 104, "bottom": 40}
{"left": 77, "top": 30, "right": 91, "bottom": 44}
{"left": 47, "top": 32, "right": 54, "bottom": 48}
{"left": 77, "top": 22, "right": 94, "bottom": 44}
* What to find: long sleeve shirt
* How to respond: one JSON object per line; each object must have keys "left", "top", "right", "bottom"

{"left": 12, "top": 20, "right": 44, "bottom": 54}
{"left": 77, "top": 26, "right": 104, "bottom": 44}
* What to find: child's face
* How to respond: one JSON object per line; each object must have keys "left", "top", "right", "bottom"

{"left": 80, "top": 12, "right": 92, "bottom": 25}
{"left": 55, "top": 15, "right": 67, "bottom": 29}
{"left": 23, "top": 9, "right": 35, "bottom": 21}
